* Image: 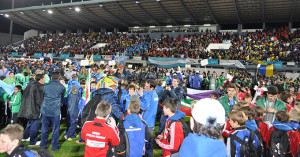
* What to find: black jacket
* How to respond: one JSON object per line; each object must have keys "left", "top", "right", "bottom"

{"left": 18, "top": 81, "right": 44, "bottom": 119}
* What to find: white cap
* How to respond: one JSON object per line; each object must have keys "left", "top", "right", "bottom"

{"left": 192, "top": 98, "right": 225, "bottom": 127}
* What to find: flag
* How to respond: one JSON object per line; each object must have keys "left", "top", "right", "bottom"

{"left": 0, "top": 80, "right": 15, "bottom": 96}
{"left": 96, "top": 76, "right": 120, "bottom": 89}
{"left": 79, "top": 68, "right": 91, "bottom": 113}
{"left": 89, "top": 54, "right": 94, "bottom": 65}
{"left": 180, "top": 99, "right": 194, "bottom": 116}
{"left": 49, "top": 51, "right": 53, "bottom": 66}
{"left": 256, "top": 60, "right": 276, "bottom": 77}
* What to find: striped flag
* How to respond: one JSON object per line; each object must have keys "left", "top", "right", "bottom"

{"left": 180, "top": 99, "right": 194, "bottom": 116}
{"left": 79, "top": 68, "right": 91, "bottom": 113}
{"left": 49, "top": 51, "right": 53, "bottom": 66}
{"left": 89, "top": 54, "right": 94, "bottom": 65}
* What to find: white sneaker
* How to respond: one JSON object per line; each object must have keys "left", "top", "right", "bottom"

{"left": 29, "top": 141, "right": 41, "bottom": 146}
{"left": 22, "top": 137, "right": 30, "bottom": 142}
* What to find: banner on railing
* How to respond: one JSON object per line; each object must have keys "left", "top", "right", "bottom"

{"left": 208, "top": 59, "right": 219, "bottom": 65}
{"left": 93, "top": 55, "right": 102, "bottom": 60}
{"left": 186, "top": 58, "right": 200, "bottom": 64}
{"left": 102, "top": 55, "right": 113, "bottom": 61}
{"left": 133, "top": 56, "right": 142, "bottom": 60}
{"left": 11, "top": 52, "right": 18, "bottom": 56}
{"left": 74, "top": 54, "right": 84, "bottom": 59}
{"left": 148, "top": 57, "right": 186, "bottom": 68}
{"left": 34, "top": 53, "right": 42, "bottom": 58}
{"left": 60, "top": 54, "right": 70, "bottom": 59}
{"left": 262, "top": 61, "right": 283, "bottom": 68}
{"left": 220, "top": 60, "right": 245, "bottom": 69}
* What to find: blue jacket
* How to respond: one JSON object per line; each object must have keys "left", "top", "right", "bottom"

{"left": 41, "top": 80, "right": 66, "bottom": 116}
{"left": 121, "top": 93, "right": 147, "bottom": 112}
{"left": 227, "top": 127, "right": 258, "bottom": 157}
{"left": 192, "top": 74, "right": 202, "bottom": 89}
{"left": 167, "top": 76, "right": 173, "bottom": 85}
{"left": 156, "top": 86, "right": 163, "bottom": 93}
{"left": 123, "top": 114, "right": 152, "bottom": 157}
{"left": 273, "top": 120, "right": 293, "bottom": 131}
{"left": 188, "top": 74, "right": 194, "bottom": 88}
{"left": 92, "top": 73, "right": 102, "bottom": 82}
{"left": 291, "top": 121, "right": 300, "bottom": 130}
{"left": 168, "top": 110, "right": 186, "bottom": 121}
{"left": 68, "top": 79, "right": 82, "bottom": 96}
{"left": 245, "top": 120, "right": 258, "bottom": 132}
{"left": 142, "top": 90, "right": 158, "bottom": 128}
{"left": 176, "top": 73, "right": 183, "bottom": 83}
{"left": 159, "top": 86, "right": 183, "bottom": 108}
{"left": 180, "top": 134, "right": 227, "bottom": 157}
{"left": 93, "top": 88, "right": 123, "bottom": 120}
{"left": 68, "top": 94, "right": 80, "bottom": 120}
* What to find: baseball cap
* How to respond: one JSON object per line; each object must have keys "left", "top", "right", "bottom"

{"left": 71, "top": 85, "right": 78, "bottom": 95}
{"left": 130, "top": 95, "right": 140, "bottom": 104}
{"left": 192, "top": 98, "right": 225, "bottom": 127}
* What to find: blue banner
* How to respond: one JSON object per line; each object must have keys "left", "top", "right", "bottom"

{"left": 208, "top": 59, "right": 219, "bottom": 65}
{"left": 93, "top": 55, "right": 102, "bottom": 60}
{"left": 34, "top": 53, "right": 42, "bottom": 58}
{"left": 60, "top": 54, "right": 70, "bottom": 59}
{"left": 11, "top": 52, "right": 18, "bottom": 56}
{"left": 148, "top": 57, "right": 186, "bottom": 68}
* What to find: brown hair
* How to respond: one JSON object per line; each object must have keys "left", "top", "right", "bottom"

{"left": 276, "top": 110, "right": 290, "bottom": 123}
{"left": 253, "top": 105, "right": 266, "bottom": 118}
{"left": 95, "top": 100, "right": 112, "bottom": 117}
{"left": 244, "top": 93, "right": 252, "bottom": 100}
{"left": 128, "top": 85, "right": 136, "bottom": 91}
{"left": 226, "top": 83, "right": 236, "bottom": 89}
{"left": 163, "top": 98, "right": 177, "bottom": 113}
{"left": 239, "top": 106, "right": 256, "bottom": 120}
{"left": 280, "top": 91, "right": 292, "bottom": 103}
{"left": 228, "top": 110, "right": 247, "bottom": 126}
{"left": 233, "top": 101, "right": 248, "bottom": 111}
{"left": 0, "top": 124, "right": 24, "bottom": 144}
{"left": 157, "top": 79, "right": 163, "bottom": 86}
{"left": 173, "top": 77, "right": 180, "bottom": 83}
{"left": 129, "top": 101, "right": 140, "bottom": 114}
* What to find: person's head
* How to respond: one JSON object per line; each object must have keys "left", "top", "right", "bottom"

{"left": 97, "top": 69, "right": 101, "bottom": 74}
{"left": 244, "top": 93, "right": 252, "bottom": 103}
{"left": 232, "top": 101, "right": 249, "bottom": 111}
{"left": 275, "top": 110, "right": 290, "bottom": 123}
{"left": 14, "top": 85, "right": 22, "bottom": 94}
{"left": 128, "top": 85, "right": 136, "bottom": 96}
{"left": 239, "top": 106, "right": 255, "bottom": 120}
{"left": 163, "top": 98, "right": 177, "bottom": 117}
{"left": 90, "top": 81, "right": 97, "bottom": 90}
{"left": 95, "top": 100, "right": 112, "bottom": 119}
{"left": 267, "top": 86, "right": 278, "bottom": 102}
{"left": 9, "top": 72, "right": 14, "bottom": 78}
{"left": 71, "top": 85, "right": 79, "bottom": 95}
{"left": 0, "top": 124, "right": 24, "bottom": 155}
{"left": 191, "top": 98, "right": 225, "bottom": 140}
{"left": 80, "top": 79, "right": 86, "bottom": 88}
{"left": 51, "top": 72, "right": 60, "bottom": 80}
{"left": 226, "top": 83, "right": 237, "bottom": 98}
{"left": 157, "top": 79, "right": 163, "bottom": 87}
{"left": 172, "top": 77, "right": 180, "bottom": 87}
{"left": 212, "top": 72, "right": 217, "bottom": 78}
{"left": 71, "top": 74, "right": 78, "bottom": 80}
{"left": 91, "top": 76, "right": 97, "bottom": 82}
{"left": 280, "top": 91, "right": 293, "bottom": 103}
{"left": 211, "top": 92, "right": 219, "bottom": 99}
{"left": 228, "top": 110, "right": 247, "bottom": 128}
{"left": 145, "top": 79, "right": 156, "bottom": 92}
{"left": 35, "top": 74, "right": 45, "bottom": 84}
{"left": 128, "top": 100, "right": 140, "bottom": 114}
{"left": 253, "top": 105, "right": 266, "bottom": 119}
{"left": 35, "top": 70, "right": 42, "bottom": 75}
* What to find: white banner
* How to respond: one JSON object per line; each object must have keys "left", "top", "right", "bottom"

{"left": 186, "top": 58, "right": 200, "bottom": 64}
{"left": 187, "top": 88, "right": 214, "bottom": 95}
{"left": 148, "top": 58, "right": 186, "bottom": 66}
{"left": 102, "top": 55, "right": 113, "bottom": 61}
{"left": 74, "top": 54, "right": 84, "bottom": 59}
{"left": 220, "top": 60, "right": 245, "bottom": 69}
{"left": 133, "top": 56, "right": 142, "bottom": 60}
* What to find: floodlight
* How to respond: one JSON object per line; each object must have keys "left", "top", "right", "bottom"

{"left": 99, "top": 4, "right": 103, "bottom": 7}
{"left": 184, "top": 25, "right": 191, "bottom": 27}
{"left": 135, "top": 1, "right": 140, "bottom": 3}
{"left": 48, "top": 10, "right": 53, "bottom": 14}
{"left": 166, "top": 25, "right": 172, "bottom": 28}
{"left": 75, "top": 7, "right": 81, "bottom": 12}
{"left": 4, "top": 14, "right": 9, "bottom": 18}
{"left": 20, "top": 12, "right": 24, "bottom": 14}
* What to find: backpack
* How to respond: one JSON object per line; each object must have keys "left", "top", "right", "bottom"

{"left": 229, "top": 130, "right": 258, "bottom": 157}
{"left": 267, "top": 128, "right": 292, "bottom": 157}
{"left": 166, "top": 118, "right": 192, "bottom": 154}
{"left": 114, "top": 119, "right": 130, "bottom": 157}
{"left": 81, "top": 92, "right": 113, "bottom": 125}
{"left": 13, "top": 147, "right": 54, "bottom": 157}
{"left": 254, "top": 119, "right": 266, "bottom": 155}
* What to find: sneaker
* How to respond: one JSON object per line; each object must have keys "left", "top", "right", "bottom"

{"left": 76, "top": 140, "right": 84, "bottom": 145}
{"left": 22, "top": 137, "right": 30, "bottom": 142}
{"left": 28, "top": 141, "right": 41, "bottom": 146}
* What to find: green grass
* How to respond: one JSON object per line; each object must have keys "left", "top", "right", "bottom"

{"left": 0, "top": 117, "right": 190, "bottom": 157}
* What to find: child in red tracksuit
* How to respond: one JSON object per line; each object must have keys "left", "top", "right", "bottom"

{"left": 81, "top": 100, "right": 120, "bottom": 157}
{"left": 265, "top": 110, "right": 300, "bottom": 156}
{"left": 155, "top": 98, "right": 185, "bottom": 157}
{"left": 253, "top": 105, "right": 269, "bottom": 143}
{"left": 222, "top": 101, "right": 249, "bottom": 139}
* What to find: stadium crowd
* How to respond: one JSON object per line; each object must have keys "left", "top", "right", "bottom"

{"left": 1, "top": 26, "right": 300, "bottom": 62}
{"left": 0, "top": 56, "right": 300, "bottom": 156}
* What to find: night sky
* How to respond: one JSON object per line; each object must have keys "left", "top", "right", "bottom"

{"left": 0, "top": 0, "right": 84, "bottom": 35}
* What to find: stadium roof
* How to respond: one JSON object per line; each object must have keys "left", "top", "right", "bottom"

{"left": 0, "top": 0, "right": 299, "bottom": 30}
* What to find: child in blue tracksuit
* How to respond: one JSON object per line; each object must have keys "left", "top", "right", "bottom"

{"left": 65, "top": 85, "right": 80, "bottom": 140}
{"left": 122, "top": 96, "right": 152, "bottom": 157}
{"left": 227, "top": 110, "right": 258, "bottom": 157}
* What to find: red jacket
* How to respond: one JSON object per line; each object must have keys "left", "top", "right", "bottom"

{"left": 254, "top": 118, "right": 269, "bottom": 143}
{"left": 266, "top": 126, "right": 300, "bottom": 156}
{"left": 222, "top": 119, "right": 235, "bottom": 138}
{"left": 156, "top": 120, "right": 185, "bottom": 157}
{"left": 81, "top": 118, "right": 120, "bottom": 157}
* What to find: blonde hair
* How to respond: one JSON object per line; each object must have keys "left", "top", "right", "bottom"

{"left": 233, "top": 101, "right": 248, "bottom": 111}
{"left": 228, "top": 110, "right": 247, "bottom": 126}
{"left": 95, "top": 100, "right": 112, "bottom": 117}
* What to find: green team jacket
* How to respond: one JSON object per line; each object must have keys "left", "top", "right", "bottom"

{"left": 9, "top": 92, "right": 22, "bottom": 113}
{"left": 208, "top": 78, "right": 220, "bottom": 90}
{"left": 219, "top": 95, "right": 238, "bottom": 116}
{"left": 255, "top": 97, "right": 287, "bottom": 111}
{"left": 219, "top": 75, "right": 226, "bottom": 86}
